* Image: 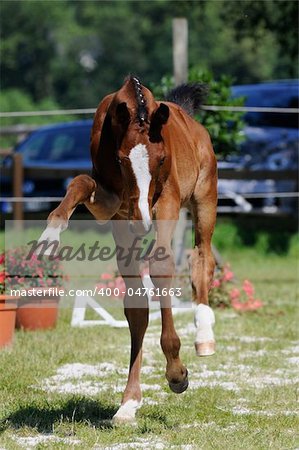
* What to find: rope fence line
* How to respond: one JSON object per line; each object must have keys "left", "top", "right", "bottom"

{"left": 1, "top": 192, "right": 298, "bottom": 202}
{"left": 0, "top": 108, "right": 96, "bottom": 118}
{"left": 200, "top": 105, "right": 299, "bottom": 113}
{"left": 0, "top": 105, "right": 298, "bottom": 118}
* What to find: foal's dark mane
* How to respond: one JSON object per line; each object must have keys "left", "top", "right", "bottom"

{"left": 128, "top": 75, "right": 149, "bottom": 125}
{"left": 126, "top": 76, "right": 208, "bottom": 124}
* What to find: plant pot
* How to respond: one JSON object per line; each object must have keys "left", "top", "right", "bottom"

{"left": 16, "top": 288, "right": 61, "bottom": 331}
{"left": 0, "top": 295, "right": 18, "bottom": 348}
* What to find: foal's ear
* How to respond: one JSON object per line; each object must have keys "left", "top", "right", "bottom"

{"left": 116, "top": 102, "right": 130, "bottom": 127}
{"left": 149, "top": 103, "right": 169, "bottom": 143}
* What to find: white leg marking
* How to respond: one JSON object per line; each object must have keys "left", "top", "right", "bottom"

{"left": 194, "top": 304, "right": 215, "bottom": 356}
{"left": 129, "top": 144, "right": 151, "bottom": 231}
{"left": 36, "top": 225, "right": 63, "bottom": 255}
{"left": 90, "top": 191, "right": 96, "bottom": 204}
{"left": 112, "top": 399, "right": 141, "bottom": 423}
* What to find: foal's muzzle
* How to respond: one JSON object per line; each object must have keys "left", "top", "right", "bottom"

{"left": 129, "top": 220, "right": 152, "bottom": 236}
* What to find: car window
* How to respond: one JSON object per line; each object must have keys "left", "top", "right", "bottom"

{"left": 19, "top": 126, "right": 91, "bottom": 162}
{"left": 232, "top": 84, "right": 299, "bottom": 128}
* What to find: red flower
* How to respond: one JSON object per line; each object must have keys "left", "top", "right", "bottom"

{"left": 101, "top": 273, "right": 113, "bottom": 280}
{"left": 0, "top": 253, "right": 4, "bottom": 265}
{"left": 250, "top": 299, "right": 263, "bottom": 309}
{"left": 0, "top": 271, "right": 5, "bottom": 284}
{"left": 223, "top": 269, "right": 234, "bottom": 282}
{"left": 231, "top": 299, "right": 248, "bottom": 311}
{"left": 212, "top": 279, "right": 221, "bottom": 288}
{"left": 230, "top": 288, "right": 240, "bottom": 301}
{"left": 232, "top": 298, "right": 263, "bottom": 312}
{"left": 243, "top": 280, "right": 254, "bottom": 297}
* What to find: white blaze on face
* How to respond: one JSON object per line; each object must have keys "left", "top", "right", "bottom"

{"left": 129, "top": 143, "right": 152, "bottom": 230}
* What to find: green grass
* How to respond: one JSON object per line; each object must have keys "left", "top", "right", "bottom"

{"left": 0, "top": 224, "right": 298, "bottom": 449}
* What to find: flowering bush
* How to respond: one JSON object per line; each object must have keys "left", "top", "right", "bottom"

{"left": 0, "top": 247, "right": 65, "bottom": 294}
{"left": 229, "top": 280, "right": 263, "bottom": 312}
{"left": 0, "top": 253, "right": 5, "bottom": 295}
{"left": 94, "top": 263, "right": 263, "bottom": 312}
{"left": 209, "top": 264, "right": 263, "bottom": 311}
{"left": 208, "top": 264, "right": 234, "bottom": 308}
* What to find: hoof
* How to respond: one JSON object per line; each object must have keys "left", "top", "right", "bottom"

{"left": 112, "top": 415, "right": 137, "bottom": 426}
{"left": 168, "top": 370, "right": 189, "bottom": 394}
{"left": 195, "top": 341, "right": 215, "bottom": 357}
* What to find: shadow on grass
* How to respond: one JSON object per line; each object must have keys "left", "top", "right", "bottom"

{"left": 0, "top": 397, "right": 117, "bottom": 433}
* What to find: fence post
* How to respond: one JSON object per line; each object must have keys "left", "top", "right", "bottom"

{"left": 12, "top": 152, "right": 24, "bottom": 225}
{"left": 172, "top": 18, "right": 189, "bottom": 268}
{"left": 172, "top": 18, "right": 188, "bottom": 86}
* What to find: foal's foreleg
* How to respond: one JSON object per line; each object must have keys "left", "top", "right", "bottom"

{"left": 38, "top": 175, "right": 121, "bottom": 251}
{"left": 48, "top": 175, "right": 96, "bottom": 225}
{"left": 111, "top": 224, "right": 149, "bottom": 423}
{"left": 113, "top": 301, "right": 149, "bottom": 423}
{"left": 191, "top": 176, "right": 217, "bottom": 357}
{"left": 37, "top": 175, "right": 96, "bottom": 250}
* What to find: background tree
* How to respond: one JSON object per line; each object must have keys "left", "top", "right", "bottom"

{"left": 0, "top": 0, "right": 297, "bottom": 109}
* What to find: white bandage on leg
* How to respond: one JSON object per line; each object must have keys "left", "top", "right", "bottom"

{"left": 112, "top": 399, "right": 142, "bottom": 424}
{"left": 194, "top": 304, "right": 216, "bottom": 356}
{"left": 36, "top": 225, "right": 63, "bottom": 256}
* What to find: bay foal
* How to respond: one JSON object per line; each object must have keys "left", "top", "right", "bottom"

{"left": 39, "top": 76, "right": 217, "bottom": 422}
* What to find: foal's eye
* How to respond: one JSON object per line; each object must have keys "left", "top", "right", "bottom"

{"left": 159, "top": 157, "right": 166, "bottom": 166}
{"left": 117, "top": 157, "right": 122, "bottom": 164}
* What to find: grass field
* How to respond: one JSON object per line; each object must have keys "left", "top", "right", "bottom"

{"left": 0, "top": 223, "right": 298, "bottom": 449}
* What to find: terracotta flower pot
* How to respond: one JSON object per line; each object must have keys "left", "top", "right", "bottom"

{"left": 16, "top": 288, "right": 61, "bottom": 331}
{"left": 0, "top": 295, "right": 18, "bottom": 348}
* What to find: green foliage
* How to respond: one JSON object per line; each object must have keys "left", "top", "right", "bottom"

{"left": 191, "top": 68, "right": 245, "bottom": 157}
{"left": 220, "top": 0, "right": 298, "bottom": 79}
{"left": 0, "top": 89, "right": 77, "bottom": 148}
{"left": 0, "top": 0, "right": 297, "bottom": 111}
{"left": 214, "top": 219, "right": 298, "bottom": 256}
{"left": 0, "top": 89, "right": 75, "bottom": 125}
{"left": 153, "top": 68, "right": 245, "bottom": 158}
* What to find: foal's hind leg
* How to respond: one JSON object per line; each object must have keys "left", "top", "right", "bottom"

{"left": 191, "top": 175, "right": 217, "bottom": 357}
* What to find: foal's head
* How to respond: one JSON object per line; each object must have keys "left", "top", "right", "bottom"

{"left": 112, "top": 76, "right": 170, "bottom": 233}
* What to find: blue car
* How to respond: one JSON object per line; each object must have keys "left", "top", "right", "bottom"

{"left": 218, "top": 80, "right": 298, "bottom": 213}
{"left": 1, "top": 120, "right": 93, "bottom": 213}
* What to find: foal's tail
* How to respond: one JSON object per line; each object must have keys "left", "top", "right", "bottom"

{"left": 165, "top": 83, "right": 208, "bottom": 117}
